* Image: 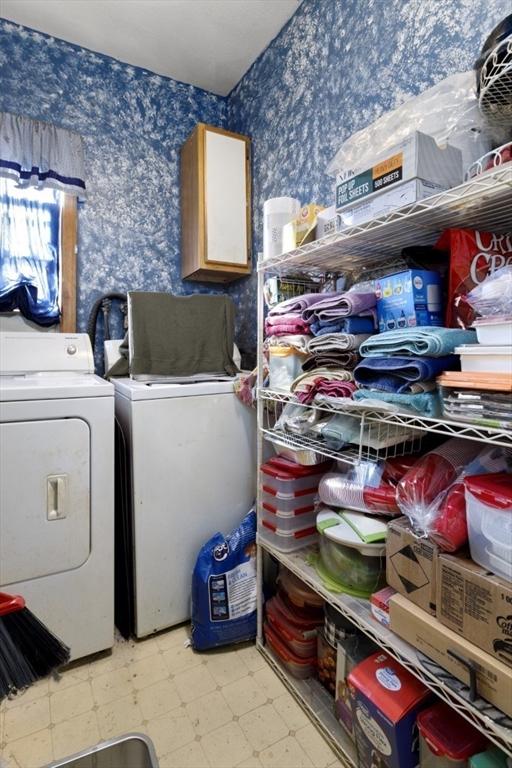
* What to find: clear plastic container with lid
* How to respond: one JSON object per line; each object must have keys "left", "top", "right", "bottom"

{"left": 268, "top": 346, "right": 308, "bottom": 391}
{"left": 264, "top": 621, "right": 316, "bottom": 679}
{"left": 260, "top": 501, "right": 317, "bottom": 533}
{"left": 259, "top": 519, "right": 317, "bottom": 552}
{"left": 417, "top": 701, "right": 488, "bottom": 767}
{"left": 278, "top": 566, "right": 325, "bottom": 612}
{"left": 265, "top": 595, "right": 319, "bottom": 658}
{"left": 260, "top": 455, "right": 330, "bottom": 496}
{"left": 261, "top": 487, "right": 318, "bottom": 515}
{"left": 464, "top": 473, "right": 512, "bottom": 583}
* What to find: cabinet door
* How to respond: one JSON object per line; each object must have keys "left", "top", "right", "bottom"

{"left": 0, "top": 418, "right": 90, "bottom": 585}
{"left": 205, "top": 128, "right": 250, "bottom": 267}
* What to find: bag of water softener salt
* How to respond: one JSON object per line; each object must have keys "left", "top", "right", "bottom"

{"left": 191, "top": 508, "right": 257, "bottom": 650}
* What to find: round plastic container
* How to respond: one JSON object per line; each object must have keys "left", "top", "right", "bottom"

{"left": 278, "top": 566, "right": 325, "bottom": 611}
{"left": 471, "top": 317, "right": 512, "bottom": 346}
{"left": 417, "top": 702, "right": 488, "bottom": 767}
{"left": 316, "top": 509, "right": 386, "bottom": 597}
{"left": 264, "top": 621, "right": 316, "bottom": 679}
{"left": 464, "top": 473, "right": 512, "bottom": 582}
{"left": 272, "top": 591, "right": 323, "bottom": 632}
{"left": 265, "top": 596, "right": 318, "bottom": 657}
{"left": 260, "top": 456, "right": 330, "bottom": 496}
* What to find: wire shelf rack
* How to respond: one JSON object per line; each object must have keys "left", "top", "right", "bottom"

{"left": 260, "top": 389, "right": 423, "bottom": 464}
{"left": 257, "top": 642, "right": 357, "bottom": 767}
{"left": 479, "top": 36, "right": 512, "bottom": 125}
{"left": 258, "top": 538, "right": 512, "bottom": 756}
{"left": 257, "top": 168, "right": 512, "bottom": 275}
{"left": 260, "top": 388, "right": 512, "bottom": 449}
{"left": 466, "top": 142, "right": 512, "bottom": 180}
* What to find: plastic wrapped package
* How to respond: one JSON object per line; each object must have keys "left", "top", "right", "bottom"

{"left": 326, "top": 72, "right": 507, "bottom": 179}
{"left": 318, "top": 457, "right": 417, "bottom": 516}
{"left": 274, "top": 402, "right": 323, "bottom": 435}
{"left": 396, "top": 438, "right": 482, "bottom": 537}
{"left": 464, "top": 264, "right": 512, "bottom": 319}
{"left": 397, "top": 440, "right": 511, "bottom": 549}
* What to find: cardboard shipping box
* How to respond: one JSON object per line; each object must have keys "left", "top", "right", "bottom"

{"left": 386, "top": 518, "right": 439, "bottom": 615}
{"left": 437, "top": 554, "right": 512, "bottom": 668}
{"left": 389, "top": 594, "right": 512, "bottom": 717}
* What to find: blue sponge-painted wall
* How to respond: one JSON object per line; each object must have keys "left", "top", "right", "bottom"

{"left": 0, "top": 18, "right": 228, "bottom": 336}
{"left": 1, "top": 0, "right": 510, "bottom": 352}
{"left": 228, "top": 0, "right": 510, "bottom": 349}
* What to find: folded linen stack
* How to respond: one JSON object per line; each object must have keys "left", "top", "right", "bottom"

{"left": 265, "top": 292, "right": 337, "bottom": 337}
{"left": 353, "top": 326, "right": 478, "bottom": 416}
{"left": 291, "top": 369, "right": 357, "bottom": 405}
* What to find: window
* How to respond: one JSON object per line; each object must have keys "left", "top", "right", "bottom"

{"left": 0, "top": 178, "right": 77, "bottom": 331}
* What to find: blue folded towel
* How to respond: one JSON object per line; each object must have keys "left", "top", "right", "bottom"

{"left": 310, "top": 316, "right": 376, "bottom": 336}
{"left": 359, "top": 327, "right": 477, "bottom": 358}
{"left": 353, "top": 388, "right": 442, "bottom": 417}
{"left": 354, "top": 355, "right": 459, "bottom": 393}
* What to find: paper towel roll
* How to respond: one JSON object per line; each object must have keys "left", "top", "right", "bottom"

{"left": 263, "top": 197, "right": 300, "bottom": 260}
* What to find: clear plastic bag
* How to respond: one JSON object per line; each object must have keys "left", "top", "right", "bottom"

{"left": 464, "top": 264, "right": 512, "bottom": 318}
{"left": 326, "top": 72, "right": 509, "bottom": 179}
{"left": 319, "top": 457, "right": 417, "bottom": 516}
{"left": 396, "top": 439, "right": 510, "bottom": 549}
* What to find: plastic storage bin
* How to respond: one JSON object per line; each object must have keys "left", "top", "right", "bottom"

{"left": 464, "top": 473, "right": 512, "bottom": 582}
{"left": 260, "top": 456, "right": 330, "bottom": 496}
{"left": 259, "top": 519, "right": 317, "bottom": 552}
{"left": 271, "top": 591, "right": 323, "bottom": 632}
{"left": 417, "top": 702, "right": 488, "bottom": 767}
{"left": 316, "top": 508, "right": 386, "bottom": 597}
{"left": 472, "top": 317, "right": 512, "bottom": 346}
{"left": 455, "top": 344, "right": 512, "bottom": 374}
{"left": 265, "top": 595, "right": 318, "bottom": 657}
{"left": 264, "top": 621, "right": 316, "bottom": 678}
{"left": 261, "top": 487, "right": 318, "bottom": 514}
{"left": 260, "top": 502, "right": 317, "bottom": 532}
{"left": 268, "top": 346, "right": 307, "bottom": 391}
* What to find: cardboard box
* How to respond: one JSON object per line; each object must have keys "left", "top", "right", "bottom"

{"left": 335, "top": 131, "right": 462, "bottom": 210}
{"left": 437, "top": 554, "right": 512, "bottom": 668}
{"left": 389, "top": 594, "right": 512, "bottom": 717}
{"left": 348, "top": 651, "right": 431, "bottom": 768}
{"left": 282, "top": 203, "right": 324, "bottom": 252}
{"left": 337, "top": 178, "right": 447, "bottom": 229}
{"left": 336, "top": 634, "right": 379, "bottom": 741}
{"left": 376, "top": 269, "right": 443, "bottom": 332}
{"left": 386, "top": 518, "right": 439, "bottom": 615}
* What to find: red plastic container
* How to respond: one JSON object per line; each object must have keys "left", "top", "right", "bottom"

{"left": 278, "top": 567, "right": 325, "bottom": 611}
{"left": 417, "top": 701, "right": 488, "bottom": 766}
{"left": 260, "top": 456, "right": 330, "bottom": 496}
{"left": 264, "top": 622, "right": 316, "bottom": 679}
{"left": 265, "top": 595, "right": 319, "bottom": 658}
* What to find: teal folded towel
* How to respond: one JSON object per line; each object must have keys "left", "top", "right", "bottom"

{"left": 359, "top": 326, "right": 476, "bottom": 358}
{"left": 353, "top": 388, "right": 442, "bottom": 417}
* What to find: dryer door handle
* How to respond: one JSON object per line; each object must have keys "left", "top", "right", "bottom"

{"left": 47, "top": 475, "right": 67, "bottom": 520}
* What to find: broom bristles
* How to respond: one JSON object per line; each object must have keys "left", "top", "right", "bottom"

{"left": 0, "top": 608, "right": 70, "bottom": 700}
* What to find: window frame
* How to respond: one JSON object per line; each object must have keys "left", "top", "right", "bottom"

{"left": 60, "top": 194, "right": 77, "bottom": 333}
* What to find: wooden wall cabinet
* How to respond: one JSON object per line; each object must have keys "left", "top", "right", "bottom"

{"left": 181, "top": 123, "right": 251, "bottom": 282}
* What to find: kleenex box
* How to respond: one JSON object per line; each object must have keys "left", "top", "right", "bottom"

{"left": 335, "top": 131, "right": 462, "bottom": 211}
{"left": 376, "top": 270, "right": 442, "bottom": 333}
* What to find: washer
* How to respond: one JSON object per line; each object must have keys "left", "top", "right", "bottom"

{"left": 114, "top": 377, "right": 256, "bottom": 638}
{"left": 0, "top": 332, "right": 114, "bottom": 660}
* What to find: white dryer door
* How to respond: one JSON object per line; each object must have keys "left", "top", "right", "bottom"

{"left": 0, "top": 418, "right": 90, "bottom": 584}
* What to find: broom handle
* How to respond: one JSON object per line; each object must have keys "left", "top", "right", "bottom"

{"left": 0, "top": 592, "right": 26, "bottom": 616}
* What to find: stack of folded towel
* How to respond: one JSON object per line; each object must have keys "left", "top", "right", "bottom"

{"left": 264, "top": 292, "right": 337, "bottom": 338}
{"left": 353, "top": 326, "right": 478, "bottom": 416}
{"left": 291, "top": 369, "right": 357, "bottom": 405}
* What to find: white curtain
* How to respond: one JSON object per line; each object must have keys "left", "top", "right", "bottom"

{"left": 0, "top": 112, "right": 86, "bottom": 199}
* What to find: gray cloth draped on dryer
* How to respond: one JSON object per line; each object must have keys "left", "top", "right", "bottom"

{"left": 107, "top": 292, "right": 237, "bottom": 378}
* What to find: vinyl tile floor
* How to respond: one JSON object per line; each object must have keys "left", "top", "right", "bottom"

{"left": 0, "top": 625, "right": 342, "bottom": 768}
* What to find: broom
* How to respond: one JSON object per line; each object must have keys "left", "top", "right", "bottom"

{"left": 0, "top": 592, "right": 70, "bottom": 700}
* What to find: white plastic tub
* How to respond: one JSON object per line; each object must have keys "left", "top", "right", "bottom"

{"left": 268, "top": 346, "right": 307, "bottom": 391}
{"left": 455, "top": 344, "right": 512, "bottom": 374}
{"left": 464, "top": 473, "right": 512, "bottom": 582}
{"left": 472, "top": 317, "right": 512, "bottom": 346}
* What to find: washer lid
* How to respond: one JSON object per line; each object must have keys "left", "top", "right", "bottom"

{"left": 112, "top": 376, "right": 236, "bottom": 400}
{"left": 0, "top": 373, "right": 113, "bottom": 401}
